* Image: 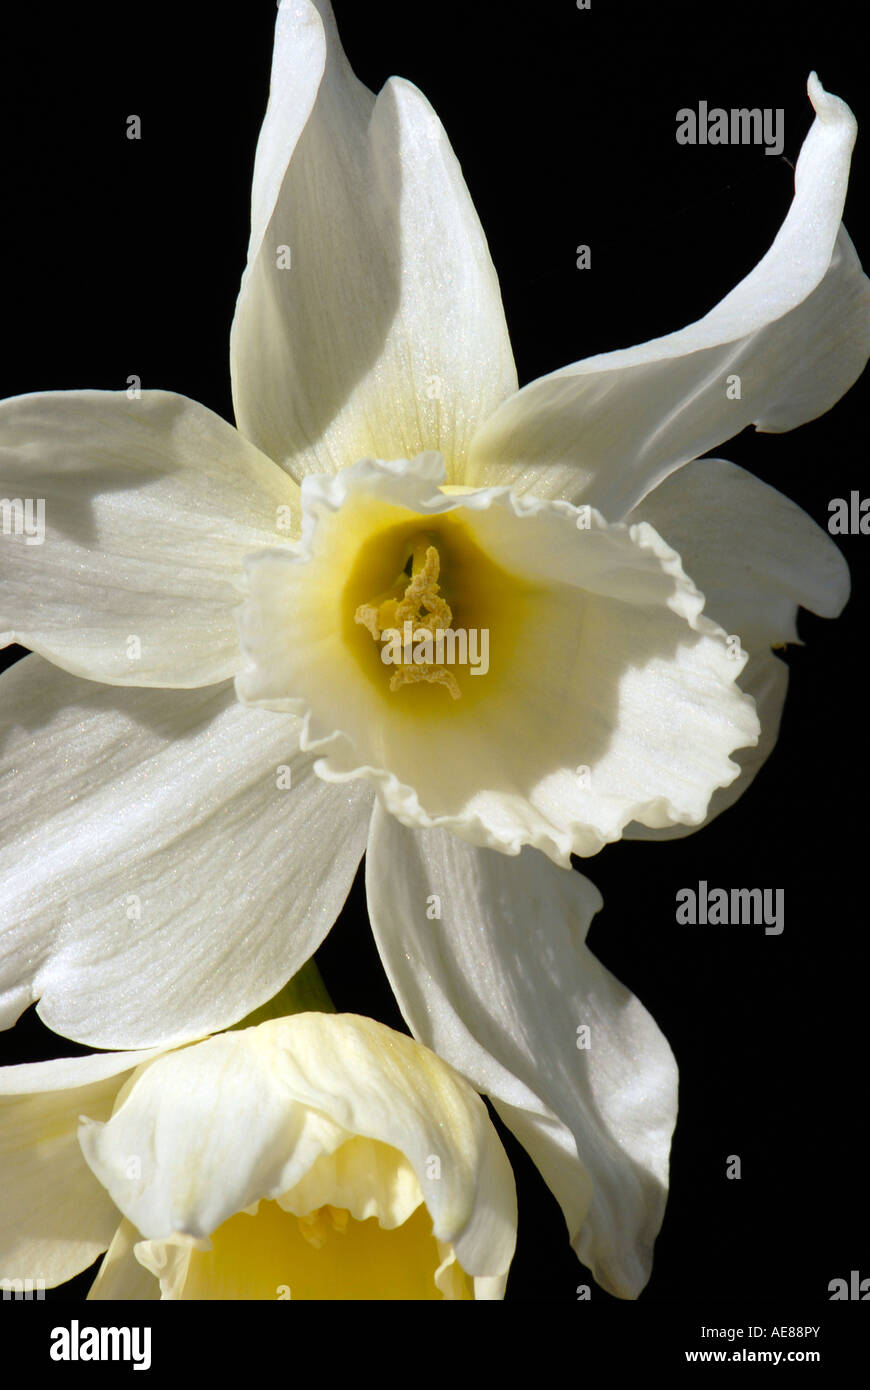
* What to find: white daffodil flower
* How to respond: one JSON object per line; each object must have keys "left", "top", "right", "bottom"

{"left": 0, "top": 1013, "right": 516, "bottom": 1300}
{"left": 0, "top": 0, "right": 866, "bottom": 1296}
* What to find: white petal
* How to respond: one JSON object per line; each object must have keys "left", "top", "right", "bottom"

{"left": 0, "top": 1049, "right": 156, "bottom": 1288}
{"left": 236, "top": 455, "right": 759, "bottom": 863}
{"left": 88, "top": 1220, "right": 160, "bottom": 1300}
{"left": 0, "top": 390, "right": 296, "bottom": 686}
{"left": 465, "top": 77, "right": 869, "bottom": 516}
{"left": 619, "top": 454, "right": 847, "bottom": 837}
{"left": 79, "top": 1014, "right": 517, "bottom": 1284}
{"left": 0, "top": 655, "right": 372, "bottom": 1048}
{"left": 230, "top": 2, "right": 516, "bottom": 483}
{"left": 365, "top": 805, "right": 677, "bottom": 1298}
{"left": 243, "top": 0, "right": 326, "bottom": 269}
{"left": 626, "top": 456, "right": 849, "bottom": 647}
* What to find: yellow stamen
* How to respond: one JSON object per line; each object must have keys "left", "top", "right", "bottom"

{"left": 354, "top": 534, "right": 461, "bottom": 699}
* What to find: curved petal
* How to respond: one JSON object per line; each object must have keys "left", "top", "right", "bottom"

{"left": 625, "top": 456, "right": 850, "bottom": 648}
{"left": 0, "top": 655, "right": 372, "bottom": 1049}
{"left": 620, "top": 454, "right": 847, "bottom": 838}
{"left": 243, "top": 0, "right": 326, "bottom": 270}
{"left": 465, "top": 76, "right": 870, "bottom": 516}
{"left": 79, "top": 1014, "right": 517, "bottom": 1286}
{"left": 88, "top": 1220, "right": 160, "bottom": 1300}
{"left": 0, "top": 390, "right": 296, "bottom": 686}
{"left": 230, "top": 1, "right": 516, "bottom": 484}
{"left": 0, "top": 1050, "right": 156, "bottom": 1289}
{"left": 365, "top": 805, "right": 677, "bottom": 1298}
{"left": 236, "top": 454, "right": 759, "bottom": 864}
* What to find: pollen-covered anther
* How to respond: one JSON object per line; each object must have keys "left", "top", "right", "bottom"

{"left": 354, "top": 534, "right": 461, "bottom": 699}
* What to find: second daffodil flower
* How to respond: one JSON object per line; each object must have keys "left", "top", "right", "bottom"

{"left": 0, "top": 0, "right": 867, "bottom": 1297}
{"left": 0, "top": 1013, "right": 516, "bottom": 1300}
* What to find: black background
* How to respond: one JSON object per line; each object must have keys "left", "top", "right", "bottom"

{"left": 0, "top": 0, "right": 867, "bottom": 1309}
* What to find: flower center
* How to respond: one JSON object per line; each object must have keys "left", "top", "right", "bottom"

{"left": 354, "top": 533, "right": 461, "bottom": 699}
{"left": 326, "top": 497, "right": 544, "bottom": 717}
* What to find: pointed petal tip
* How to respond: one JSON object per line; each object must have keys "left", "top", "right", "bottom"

{"left": 807, "top": 70, "right": 856, "bottom": 134}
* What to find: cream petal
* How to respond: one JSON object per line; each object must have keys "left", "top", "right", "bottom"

{"left": 465, "top": 77, "right": 869, "bottom": 517}
{"left": 79, "top": 1014, "right": 517, "bottom": 1284}
{"left": 0, "top": 655, "right": 372, "bottom": 1048}
{"left": 0, "top": 1050, "right": 156, "bottom": 1289}
{"left": 87, "top": 1220, "right": 160, "bottom": 1300}
{"left": 0, "top": 390, "right": 296, "bottom": 685}
{"left": 365, "top": 807, "right": 677, "bottom": 1297}
{"left": 275, "top": 1136, "right": 426, "bottom": 1230}
{"left": 230, "top": 1, "right": 516, "bottom": 483}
